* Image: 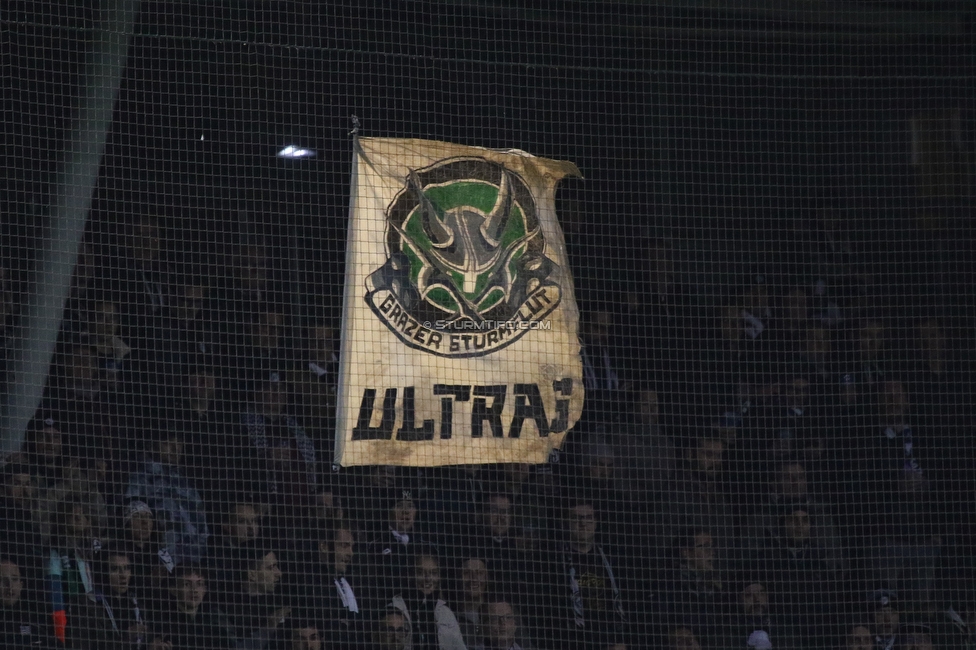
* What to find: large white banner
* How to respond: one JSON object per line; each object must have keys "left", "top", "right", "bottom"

{"left": 335, "top": 137, "right": 584, "bottom": 467}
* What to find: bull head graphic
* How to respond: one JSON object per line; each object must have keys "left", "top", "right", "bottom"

{"left": 403, "top": 165, "right": 540, "bottom": 321}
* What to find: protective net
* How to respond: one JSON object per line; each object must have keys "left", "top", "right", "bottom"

{"left": 2, "top": 2, "right": 975, "bottom": 649}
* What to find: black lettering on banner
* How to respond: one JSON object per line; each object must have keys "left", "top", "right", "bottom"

{"left": 389, "top": 303, "right": 402, "bottom": 321}
{"left": 433, "top": 385, "right": 471, "bottom": 439}
{"left": 549, "top": 378, "right": 573, "bottom": 433}
{"left": 428, "top": 331, "right": 443, "bottom": 350}
{"left": 509, "top": 383, "right": 550, "bottom": 438}
{"left": 396, "top": 387, "right": 435, "bottom": 441}
{"left": 472, "top": 385, "right": 506, "bottom": 438}
{"left": 352, "top": 388, "right": 397, "bottom": 440}
{"left": 379, "top": 294, "right": 395, "bottom": 314}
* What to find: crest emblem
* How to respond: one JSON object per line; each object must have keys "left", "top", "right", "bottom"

{"left": 366, "top": 157, "right": 561, "bottom": 357}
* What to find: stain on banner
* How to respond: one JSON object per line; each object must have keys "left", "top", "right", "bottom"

{"left": 335, "top": 137, "right": 584, "bottom": 467}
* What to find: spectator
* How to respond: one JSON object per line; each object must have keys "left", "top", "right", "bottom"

{"left": 663, "top": 527, "right": 724, "bottom": 646}
{"left": 125, "top": 428, "right": 210, "bottom": 566}
{"left": 239, "top": 371, "right": 317, "bottom": 531}
{"left": 752, "top": 505, "right": 839, "bottom": 645}
{"left": 74, "top": 544, "right": 148, "bottom": 649}
{"left": 720, "top": 581, "right": 789, "bottom": 650}
{"left": 545, "top": 493, "right": 628, "bottom": 650}
{"left": 743, "top": 459, "right": 843, "bottom": 568}
{"left": 221, "top": 542, "right": 291, "bottom": 650}
{"left": 454, "top": 557, "right": 489, "bottom": 647}
{"left": 668, "top": 625, "right": 703, "bottom": 650}
{"left": 208, "top": 498, "right": 264, "bottom": 591}
{"left": 579, "top": 309, "right": 629, "bottom": 427}
{"left": 110, "top": 214, "right": 170, "bottom": 348}
{"left": 668, "top": 436, "right": 739, "bottom": 554}
{"left": 289, "top": 524, "right": 368, "bottom": 648}
{"left": 46, "top": 492, "right": 102, "bottom": 644}
{"left": 282, "top": 617, "right": 323, "bottom": 650}
{"left": 482, "top": 597, "right": 526, "bottom": 650}
{"left": 873, "top": 590, "right": 901, "bottom": 650}
{"left": 119, "top": 499, "right": 172, "bottom": 606}
{"left": 844, "top": 623, "right": 873, "bottom": 650}
{"left": 0, "top": 463, "right": 43, "bottom": 558}
{"left": 291, "top": 322, "right": 339, "bottom": 442}
{"left": 367, "top": 488, "right": 426, "bottom": 601}
{"left": 390, "top": 553, "right": 467, "bottom": 650}
{"left": 0, "top": 555, "right": 51, "bottom": 649}
{"left": 374, "top": 608, "right": 410, "bottom": 650}
{"left": 897, "top": 625, "right": 934, "bottom": 650}
{"left": 148, "top": 564, "right": 231, "bottom": 650}
{"left": 462, "top": 493, "right": 517, "bottom": 585}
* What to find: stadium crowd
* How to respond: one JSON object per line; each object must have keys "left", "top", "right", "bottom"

{"left": 1, "top": 213, "right": 974, "bottom": 650}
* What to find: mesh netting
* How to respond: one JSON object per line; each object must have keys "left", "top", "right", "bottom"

{"left": 2, "top": 2, "right": 975, "bottom": 649}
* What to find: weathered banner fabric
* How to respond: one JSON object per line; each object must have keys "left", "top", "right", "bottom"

{"left": 335, "top": 137, "right": 584, "bottom": 467}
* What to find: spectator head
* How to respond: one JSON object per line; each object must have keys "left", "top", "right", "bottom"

{"left": 669, "top": 625, "right": 702, "bottom": 650}
{"left": 483, "top": 598, "right": 518, "bottom": 650}
{"left": 170, "top": 564, "right": 208, "bottom": 615}
{"left": 94, "top": 545, "right": 134, "bottom": 597}
{"left": 124, "top": 215, "right": 160, "bottom": 264}
{"left": 370, "top": 465, "right": 399, "bottom": 489}
{"left": 917, "top": 318, "right": 945, "bottom": 374}
{"left": 242, "top": 546, "right": 283, "bottom": 596}
{"left": 249, "top": 307, "right": 285, "bottom": 352}
{"left": 287, "top": 620, "right": 322, "bottom": 650}
{"left": 124, "top": 500, "right": 155, "bottom": 544}
{"left": 740, "top": 581, "right": 769, "bottom": 618}
{"left": 783, "top": 287, "right": 810, "bottom": 333}
{"left": 154, "top": 429, "right": 185, "bottom": 467}
{"left": 27, "top": 414, "right": 63, "bottom": 465}
{"left": 85, "top": 297, "right": 120, "bottom": 342}
{"left": 898, "top": 625, "right": 934, "bottom": 650}
{"left": 565, "top": 494, "right": 598, "bottom": 550}
{"left": 776, "top": 461, "right": 808, "bottom": 500}
{"left": 485, "top": 493, "right": 513, "bottom": 538}
{"left": 389, "top": 490, "right": 417, "bottom": 534}
{"left": 318, "top": 526, "right": 355, "bottom": 575}
{"left": 460, "top": 558, "right": 488, "bottom": 603}
{"left": 880, "top": 380, "right": 910, "bottom": 424}
{"left": 169, "top": 275, "right": 208, "bottom": 324}
{"left": 781, "top": 376, "right": 811, "bottom": 412}
{"left": 858, "top": 318, "right": 885, "bottom": 362}
{"left": 582, "top": 441, "right": 616, "bottom": 482}
{"left": 254, "top": 371, "right": 289, "bottom": 418}
{"left": 314, "top": 482, "right": 343, "bottom": 524}
{"left": 0, "top": 558, "right": 24, "bottom": 608}
{"left": 374, "top": 609, "right": 409, "bottom": 650}
{"left": 223, "top": 501, "right": 261, "bottom": 546}
{"left": 839, "top": 372, "right": 858, "bottom": 405}
{"left": 55, "top": 494, "right": 94, "bottom": 547}
{"left": 2, "top": 463, "right": 36, "bottom": 510}
{"left": 582, "top": 310, "right": 613, "bottom": 346}
{"left": 307, "top": 324, "right": 338, "bottom": 364}
{"left": 688, "top": 437, "right": 724, "bottom": 481}
{"left": 873, "top": 590, "right": 900, "bottom": 638}
{"left": 676, "top": 528, "right": 715, "bottom": 573}
{"left": 635, "top": 387, "right": 661, "bottom": 426}
{"left": 845, "top": 624, "right": 873, "bottom": 650}
{"left": 783, "top": 507, "right": 812, "bottom": 545}
{"left": 805, "top": 325, "right": 832, "bottom": 365}
{"left": 231, "top": 242, "right": 268, "bottom": 294}
{"left": 414, "top": 554, "right": 441, "bottom": 598}
{"left": 185, "top": 368, "right": 216, "bottom": 411}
